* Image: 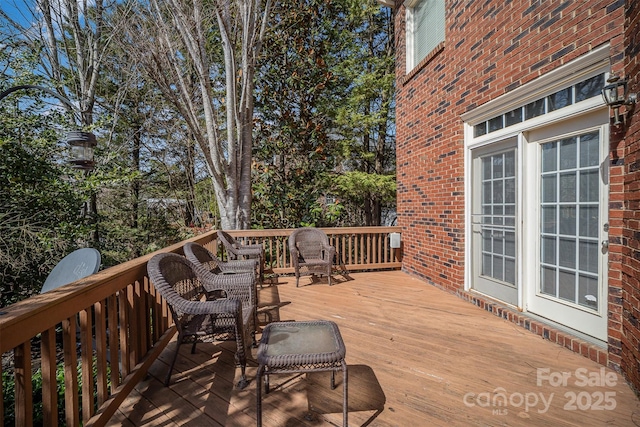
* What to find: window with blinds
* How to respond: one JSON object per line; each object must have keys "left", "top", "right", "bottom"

{"left": 405, "top": 0, "right": 445, "bottom": 72}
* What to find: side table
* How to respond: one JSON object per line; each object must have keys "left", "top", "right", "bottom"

{"left": 256, "top": 320, "right": 348, "bottom": 426}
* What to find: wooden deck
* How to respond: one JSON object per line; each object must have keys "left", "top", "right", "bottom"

{"left": 109, "top": 271, "right": 640, "bottom": 426}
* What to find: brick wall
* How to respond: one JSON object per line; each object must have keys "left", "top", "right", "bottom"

{"left": 394, "top": 0, "right": 630, "bottom": 379}
{"left": 619, "top": 0, "right": 640, "bottom": 396}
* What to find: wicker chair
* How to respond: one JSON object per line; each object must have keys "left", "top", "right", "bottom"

{"left": 288, "top": 227, "right": 336, "bottom": 287}
{"left": 217, "top": 230, "right": 264, "bottom": 279}
{"left": 147, "top": 253, "right": 255, "bottom": 388}
{"left": 184, "top": 241, "right": 260, "bottom": 334}
{"left": 184, "top": 242, "right": 258, "bottom": 275}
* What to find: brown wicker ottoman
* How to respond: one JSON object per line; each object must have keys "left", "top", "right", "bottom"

{"left": 256, "top": 320, "right": 347, "bottom": 426}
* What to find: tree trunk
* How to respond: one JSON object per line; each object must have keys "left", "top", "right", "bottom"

{"left": 132, "top": 130, "right": 141, "bottom": 230}
{"left": 132, "top": 0, "right": 272, "bottom": 230}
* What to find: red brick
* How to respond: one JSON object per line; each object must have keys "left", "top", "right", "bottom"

{"left": 395, "top": 0, "right": 638, "bottom": 395}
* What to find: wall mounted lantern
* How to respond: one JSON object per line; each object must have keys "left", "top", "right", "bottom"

{"left": 601, "top": 73, "right": 637, "bottom": 126}
{"left": 0, "top": 84, "right": 97, "bottom": 170}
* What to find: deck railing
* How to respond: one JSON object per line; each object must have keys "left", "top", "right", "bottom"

{"left": 0, "top": 226, "right": 401, "bottom": 426}
{"left": 223, "top": 226, "right": 402, "bottom": 273}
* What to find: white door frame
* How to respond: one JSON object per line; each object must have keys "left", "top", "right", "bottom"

{"left": 462, "top": 46, "right": 612, "bottom": 343}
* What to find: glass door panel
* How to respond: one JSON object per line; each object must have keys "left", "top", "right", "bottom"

{"left": 472, "top": 142, "right": 518, "bottom": 306}
{"left": 539, "top": 131, "right": 599, "bottom": 310}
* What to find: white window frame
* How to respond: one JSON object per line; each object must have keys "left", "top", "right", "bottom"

{"left": 405, "top": 0, "right": 445, "bottom": 72}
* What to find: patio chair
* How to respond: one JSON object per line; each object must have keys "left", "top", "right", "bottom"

{"left": 184, "top": 241, "right": 260, "bottom": 334}
{"left": 184, "top": 241, "right": 259, "bottom": 276}
{"left": 217, "top": 230, "right": 264, "bottom": 280}
{"left": 147, "top": 253, "right": 254, "bottom": 388}
{"left": 288, "top": 227, "right": 336, "bottom": 287}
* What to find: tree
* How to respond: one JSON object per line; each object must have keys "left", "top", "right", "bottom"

{"left": 117, "top": 0, "right": 272, "bottom": 230}
{"left": 94, "top": 38, "right": 186, "bottom": 264}
{"left": 1, "top": 0, "right": 133, "bottom": 242}
{"left": 0, "top": 130, "right": 89, "bottom": 306}
{"left": 0, "top": 66, "right": 89, "bottom": 305}
{"left": 332, "top": 0, "right": 396, "bottom": 226}
{"left": 252, "top": 0, "right": 344, "bottom": 228}
{"left": 253, "top": 0, "right": 395, "bottom": 228}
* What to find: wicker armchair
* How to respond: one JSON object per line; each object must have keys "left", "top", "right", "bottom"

{"left": 217, "top": 230, "right": 264, "bottom": 279}
{"left": 288, "top": 227, "right": 336, "bottom": 287}
{"left": 147, "top": 253, "right": 254, "bottom": 388}
{"left": 184, "top": 242, "right": 258, "bottom": 275}
{"left": 184, "top": 241, "right": 260, "bottom": 334}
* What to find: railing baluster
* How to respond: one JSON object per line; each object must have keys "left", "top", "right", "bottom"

{"left": 119, "top": 290, "right": 130, "bottom": 377}
{"left": 140, "top": 281, "right": 149, "bottom": 354}
{"left": 384, "top": 232, "right": 389, "bottom": 262}
{"left": 285, "top": 236, "right": 290, "bottom": 269}
{"left": 107, "top": 294, "right": 120, "bottom": 391}
{"left": 79, "top": 308, "right": 94, "bottom": 421}
{"left": 41, "top": 327, "right": 58, "bottom": 427}
{"left": 151, "top": 282, "right": 160, "bottom": 343}
{"left": 94, "top": 300, "right": 108, "bottom": 406}
{"left": 341, "top": 235, "right": 346, "bottom": 266}
{"left": 143, "top": 278, "right": 152, "bottom": 353}
{"left": 161, "top": 291, "right": 170, "bottom": 331}
{"left": 62, "top": 317, "right": 79, "bottom": 427}
{"left": 14, "top": 341, "right": 32, "bottom": 426}
{"left": 127, "top": 284, "right": 138, "bottom": 369}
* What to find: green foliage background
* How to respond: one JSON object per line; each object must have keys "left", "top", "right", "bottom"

{"left": 253, "top": 0, "right": 396, "bottom": 229}
{"left": 0, "top": 0, "right": 395, "bottom": 306}
{"left": 0, "top": 98, "right": 90, "bottom": 306}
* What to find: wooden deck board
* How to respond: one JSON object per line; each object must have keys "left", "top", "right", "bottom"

{"left": 109, "top": 271, "right": 640, "bottom": 426}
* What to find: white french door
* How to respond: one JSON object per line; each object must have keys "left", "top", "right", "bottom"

{"left": 469, "top": 111, "right": 609, "bottom": 342}
{"left": 524, "top": 112, "right": 609, "bottom": 341}
{"left": 463, "top": 49, "right": 611, "bottom": 343}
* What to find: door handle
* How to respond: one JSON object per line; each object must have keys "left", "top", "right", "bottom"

{"left": 601, "top": 240, "right": 609, "bottom": 254}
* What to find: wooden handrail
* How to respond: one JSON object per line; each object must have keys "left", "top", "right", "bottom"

{"left": 0, "top": 226, "right": 401, "bottom": 426}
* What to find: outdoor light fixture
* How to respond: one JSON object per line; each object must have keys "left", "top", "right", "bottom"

{"left": 67, "top": 130, "right": 97, "bottom": 170}
{"left": 0, "top": 84, "right": 97, "bottom": 170}
{"left": 601, "top": 73, "right": 637, "bottom": 126}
